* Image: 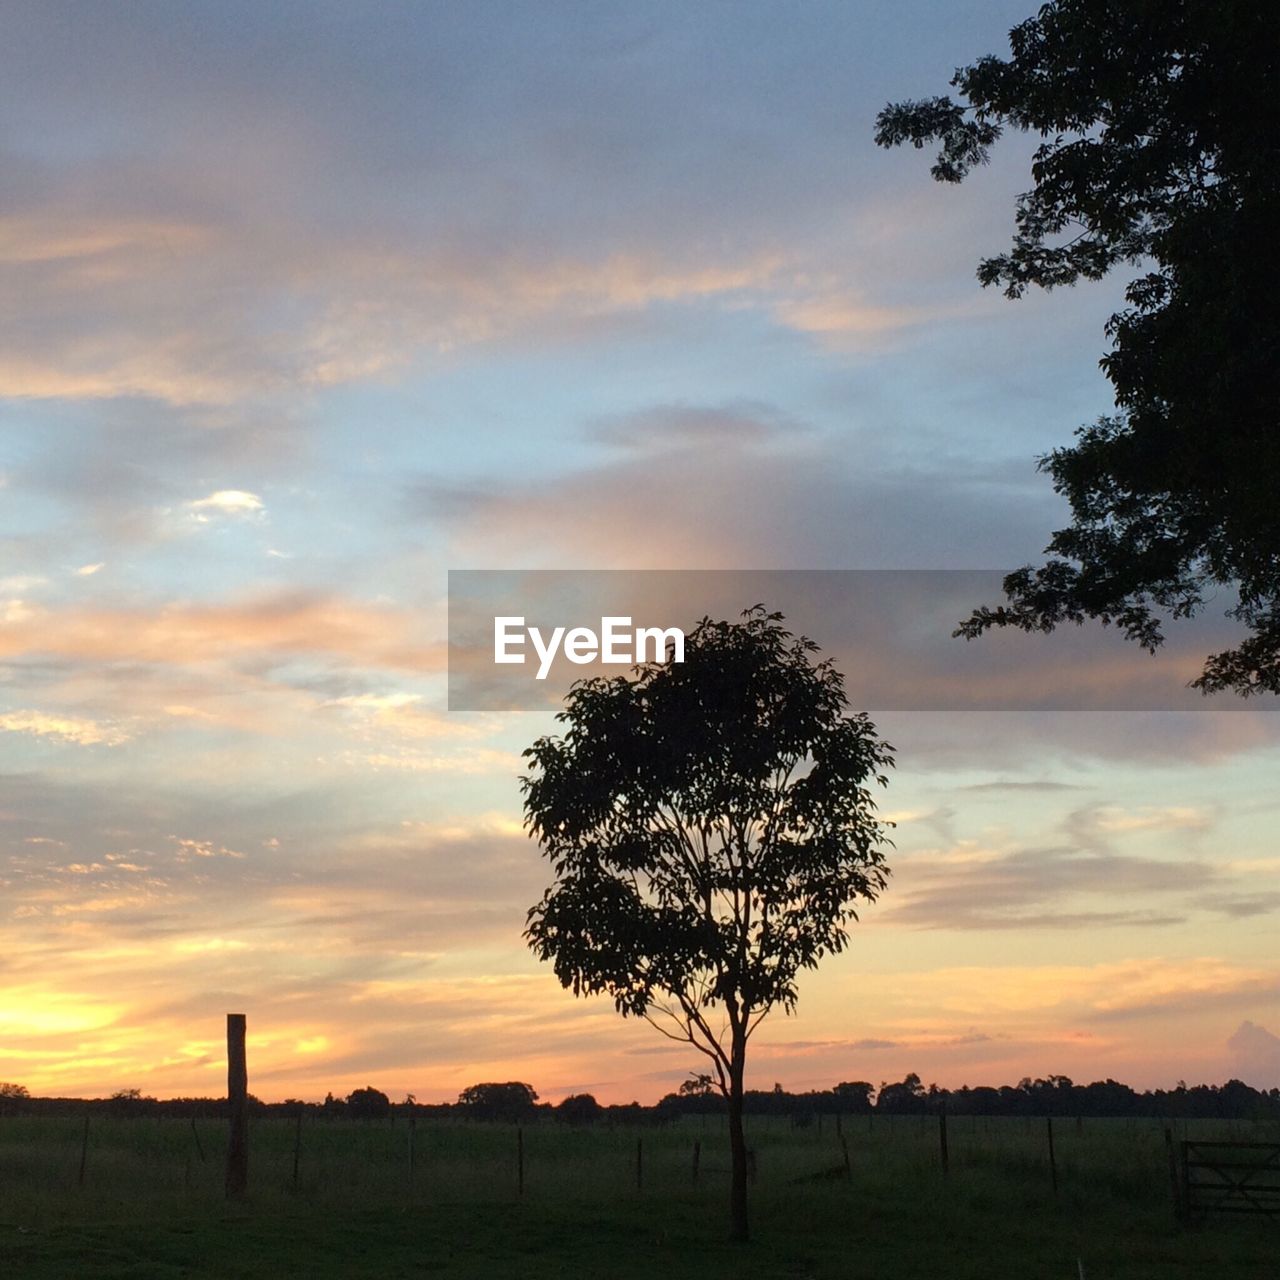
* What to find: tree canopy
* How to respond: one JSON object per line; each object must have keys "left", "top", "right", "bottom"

{"left": 522, "top": 606, "right": 894, "bottom": 1240}
{"left": 456, "top": 1081, "right": 539, "bottom": 1122}
{"left": 345, "top": 1086, "right": 391, "bottom": 1120}
{"left": 876, "top": 0, "right": 1280, "bottom": 694}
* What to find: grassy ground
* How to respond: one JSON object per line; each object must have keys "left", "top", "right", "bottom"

{"left": 1, "top": 1114, "right": 1276, "bottom": 1278}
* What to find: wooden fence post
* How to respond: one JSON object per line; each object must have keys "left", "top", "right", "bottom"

{"left": 636, "top": 1137, "right": 643, "bottom": 1192}
{"left": 78, "top": 1112, "right": 90, "bottom": 1187}
{"left": 1046, "top": 1117, "right": 1058, "bottom": 1193}
{"left": 840, "top": 1134, "right": 851, "bottom": 1181}
{"left": 517, "top": 1126, "right": 524, "bottom": 1197}
{"left": 292, "top": 1109, "right": 302, "bottom": 1191}
{"left": 938, "top": 1110, "right": 950, "bottom": 1175}
{"left": 225, "top": 1013, "right": 248, "bottom": 1199}
{"left": 1163, "top": 1127, "right": 1183, "bottom": 1223}
{"left": 189, "top": 1115, "right": 206, "bottom": 1163}
{"left": 691, "top": 1139, "right": 700, "bottom": 1185}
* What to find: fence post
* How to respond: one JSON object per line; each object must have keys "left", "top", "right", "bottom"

{"left": 1046, "top": 1117, "right": 1058, "bottom": 1194}
{"left": 691, "top": 1139, "right": 700, "bottom": 1185}
{"left": 292, "top": 1109, "right": 302, "bottom": 1191}
{"left": 938, "top": 1110, "right": 949, "bottom": 1175}
{"left": 636, "top": 1137, "right": 643, "bottom": 1192}
{"left": 840, "top": 1134, "right": 851, "bottom": 1181}
{"left": 225, "top": 1013, "right": 248, "bottom": 1199}
{"left": 78, "top": 1111, "right": 90, "bottom": 1187}
{"left": 517, "top": 1126, "right": 524, "bottom": 1197}
{"left": 189, "top": 1115, "right": 206, "bottom": 1163}
{"left": 1164, "top": 1128, "right": 1184, "bottom": 1224}
{"left": 409, "top": 1109, "right": 417, "bottom": 1181}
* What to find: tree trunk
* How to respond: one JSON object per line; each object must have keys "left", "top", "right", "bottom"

{"left": 727, "top": 1042, "right": 749, "bottom": 1243}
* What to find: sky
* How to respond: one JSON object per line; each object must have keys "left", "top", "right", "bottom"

{"left": 2, "top": 0, "right": 1278, "bottom": 1105}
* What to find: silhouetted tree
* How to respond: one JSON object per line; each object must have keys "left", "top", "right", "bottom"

{"left": 345, "top": 1086, "right": 391, "bottom": 1119}
{"left": 833, "top": 1080, "right": 875, "bottom": 1113}
{"left": 555, "top": 1093, "right": 603, "bottom": 1125}
{"left": 0, "top": 1083, "right": 29, "bottom": 1098}
{"left": 524, "top": 606, "right": 895, "bottom": 1242}
{"left": 456, "top": 1081, "right": 539, "bottom": 1122}
{"left": 679, "top": 1072, "right": 714, "bottom": 1099}
{"left": 877, "top": 1, "right": 1280, "bottom": 694}
{"left": 876, "top": 1073, "right": 928, "bottom": 1114}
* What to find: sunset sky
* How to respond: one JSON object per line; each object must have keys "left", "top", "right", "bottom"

{"left": 2, "top": 1, "right": 1278, "bottom": 1105}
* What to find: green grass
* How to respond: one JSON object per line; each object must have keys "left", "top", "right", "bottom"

{"left": 1, "top": 1114, "right": 1276, "bottom": 1277}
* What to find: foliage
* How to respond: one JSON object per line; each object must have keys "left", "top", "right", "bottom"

{"left": 523, "top": 606, "right": 894, "bottom": 1051}
{"left": 876, "top": 0, "right": 1280, "bottom": 694}
{"left": 555, "top": 1093, "right": 603, "bottom": 1125}
{"left": 0, "top": 1082, "right": 29, "bottom": 1098}
{"left": 456, "top": 1081, "right": 539, "bottom": 1122}
{"left": 523, "top": 606, "right": 894, "bottom": 1239}
{"left": 679, "top": 1073, "right": 714, "bottom": 1099}
{"left": 875, "top": 1073, "right": 928, "bottom": 1115}
{"left": 345, "top": 1086, "right": 391, "bottom": 1120}
{"left": 832, "top": 1081, "right": 874, "bottom": 1112}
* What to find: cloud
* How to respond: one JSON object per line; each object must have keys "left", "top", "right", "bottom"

{"left": 958, "top": 780, "right": 1090, "bottom": 793}
{"left": 0, "top": 204, "right": 797, "bottom": 406}
{"left": 584, "top": 400, "right": 805, "bottom": 452}
{"left": 874, "top": 958, "right": 1278, "bottom": 1024}
{"left": 1201, "top": 892, "right": 1280, "bottom": 919}
{"left": 0, "top": 591, "right": 443, "bottom": 672}
{"left": 332, "top": 747, "right": 518, "bottom": 775}
{"left": 417, "top": 404, "right": 1058, "bottom": 570}
{"left": 1062, "top": 803, "right": 1214, "bottom": 856}
{"left": 0, "top": 2, "right": 1056, "bottom": 415}
{"left": 186, "top": 489, "right": 264, "bottom": 519}
{"left": 322, "top": 692, "right": 485, "bottom": 743}
{"left": 0, "top": 709, "right": 129, "bottom": 746}
{"left": 0, "top": 576, "right": 47, "bottom": 594}
{"left": 1227, "top": 1021, "right": 1280, "bottom": 1087}
{"left": 878, "top": 840, "right": 1219, "bottom": 932}
{"left": 770, "top": 289, "right": 985, "bottom": 351}
{"left": 878, "top": 709, "right": 1280, "bottom": 770}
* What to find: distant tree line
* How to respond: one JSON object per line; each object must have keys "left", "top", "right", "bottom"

{"left": 3, "top": 1072, "right": 1277, "bottom": 1122}
{"left": 654, "top": 1073, "right": 1280, "bottom": 1122}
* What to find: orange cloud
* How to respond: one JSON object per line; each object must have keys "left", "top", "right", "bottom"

{"left": 0, "top": 592, "right": 444, "bottom": 672}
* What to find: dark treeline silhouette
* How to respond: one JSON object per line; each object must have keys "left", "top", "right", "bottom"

{"left": 3, "top": 1072, "right": 1277, "bottom": 1122}
{"left": 655, "top": 1073, "right": 1280, "bottom": 1123}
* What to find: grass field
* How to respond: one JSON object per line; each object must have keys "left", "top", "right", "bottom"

{"left": 2, "top": 1112, "right": 1277, "bottom": 1278}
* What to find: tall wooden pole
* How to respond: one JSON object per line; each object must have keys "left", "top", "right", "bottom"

{"left": 225, "top": 1013, "right": 248, "bottom": 1199}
